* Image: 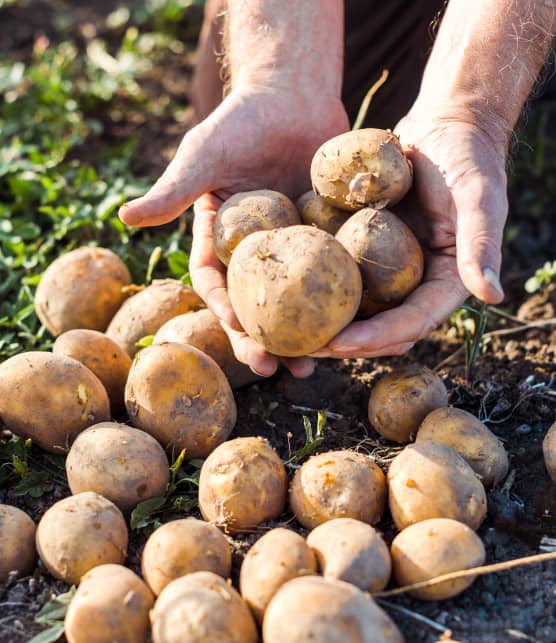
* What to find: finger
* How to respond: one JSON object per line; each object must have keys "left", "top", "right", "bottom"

{"left": 281, "top": 357, "right": 316, "bottom": 379}
{"left": 221, "top": 321, "right": 279, "bottom": 377}
{"left": 311, "top": 342, "right": 415, "bottom": 360}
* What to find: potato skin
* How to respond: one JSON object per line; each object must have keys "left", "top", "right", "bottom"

{"left": 36, "top": 491, "right": 128, "bottom": 585}
{"left": 391, "top": 518, "right": 486, "bottom": 600}
{"left": 64, "top": 564, "right": 154, "bottom": 643}
{"left": 417, "top": 407, "right": 509, "bottom": 488}
{"left": 227, "top": 226, "right": 362, "bottom": 357}
{"left": 368, "top": 365, "right": 448, "bottom": 443}
{"left": 543, "top": 421, "right": 556, "bottom": 483}
{"left": 0, "top": 505, "right": 36, "bottom": 582}
{"left": 66, "top": 423, "right": 169, "bottom": 514}
{"left": 0, "top": 352, "right": 110, "bottom": 453}
{"left": 290, "top": 450, "right": 387, "bottom": 529}
{"left": 388, "top": 440, "right": 487, "bottom": 531}
{"left": 142, "top": 518, "right": 232, "bottom": 596}
{"left": 296, "top": 191, "right": 349, "bottom": 235}
{"left": 35, "top": 247, "right": 131, "bottom": 336}
{"left": 198, "top": 437, "right": 288, "bottom": 534}
{"left": 125, "top": 342, "right": 236, "bottom": 458}
{"left": 239, "top": 528, "right": 317, "bottom": 623}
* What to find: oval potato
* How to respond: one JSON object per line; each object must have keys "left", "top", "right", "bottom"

{"left": 0, "top": 505, "right": 36, "bottom": 582}
{"left": 296, "top": 191, "right": 349, "bottom": 235}
{"left": 542, "top": 421, "right": 556, "bottom": 483}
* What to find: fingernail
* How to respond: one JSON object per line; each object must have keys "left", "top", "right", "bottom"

{"left": 482, "top": 267, "right": 504, "bottom": 299}
{"left": 250, "top": 366, "right": 272, "bottom": 378}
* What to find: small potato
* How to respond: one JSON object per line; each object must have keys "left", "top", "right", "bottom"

{"left": 35, "top": 247, "right": 131, "bottom": 336}
{"left": 263, "top": 576, "right": 405, "bottom": 643}
{"left": 368, "top": 365, "right": 448, "bottom": 443}
{"left": 388, "top": 440, "right": 487, "bottom": 531}
{"left": 310, "top": 128, "right": 413, "bottom": 212}
{"left": 151, "top": 571, "right": 258, "bottom": 643}
{"left": 307, "top": 518, "right": 390, "bottom": 592}
{"left": 142, "top": 518, "right": 232, "bottom": 596}
{"left": 239, "top": 528, "right": 317, "bottom": 624}
{"left": 544, "top": 421, "right": 556, "bottom": 483}
{"left": 417, "top": 407, "right": 509, "bottom": 488}
{"left": 106, "top": 279, "right": 204, "bottom": 356}
{"left": 0, "top": 505, "right": 36, "bottom": 582}
{"left": 36, "top": 491, "right": 128, "bottom": 585}
{"left": 125, "top": 343, "right": 236, "bottom": 458}
{"left": 65, "top": 564, "right": 154, "bottom": 643}
{"left": 198, "top": 437, "right": 287, "bottom": 534}
{"left": 66, "top": 423, "right": 169, "bottom": 514}
{"left": 213, "top": 189, "right": 300, "bottom": 266}
{"left": 0, "top": 352, "right": 110, "bottom": 453}
{"left": 290, "top": 450, "right": 387, "bottom": 529}
{"left": 296, "top": 191, "right": 349, "bottom": 235}
{"left": 391, "top": 518, "right": 486, "bottom": 600}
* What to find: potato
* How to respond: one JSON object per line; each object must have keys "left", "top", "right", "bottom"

{"left": 106, "top": 279, "right": 204, "bottom": 356}
{"left": 125, "top": 343, "right": 236, "bottom": 458}
{"left": 198, "top": 437, "right": 287, "bottom": 533}
{"left": 417, "top": 407, "right": 509, "bottom": 488}
{"left": 0, "top": 352, "right": 110, "bottom": 453}
{"left": 227, "top": 226, "right": 362, "bottom": 357}
{"left": 306, "top": 518, "right": 390, "bottom": 592}
{"left": 263, "top": 576, "right": 405, "bottom": 643}
{"left": 368, "top": 365, "right": 448, "bottom": 443}
{"left": 239, "top": 528, "right": 317, "bottom": 624}
{"left": 66, "top": 423, "right": 169, "bottom": 514}
{"left": 151, "top": 571, "right": 258, "bottom": 643}
{"left": 213, "top": 189, "right": 300, "bottom": 266}
{"left": 543, "top": 421, "right": 556, "bottom": 483}
{"left": 0, "top": 505, "right": 36, "bottom": 582}
{"left": 35, "top": 247, "right": 131, "bottom": 336}
{"left": 290, "top": 450, "right": 387, "bottom": 529}
{"left": 391, "top": 518, "right": 486, "bottom": 600}
{"left": 142, "top": 518, "right": 232, "bottom": 596}
{"left": 53, "top": 329, "right": 132, "bottom": 415}
{"left": 336, "top": 208, "right": 424, "bottom": 317}
{"left": 65, "top": 564, "right": 154, "bottom": 643}
{"left": 388, "top": 440, "right": 487, "bottom": 531}
{"left": 310, "top": 128, "right": 413, "bottom": 212}
{"left": 36, "top": 491, "right": 128, "bottom": 585}
{"left": 295, "top": 191, "right": 349, "bottom": 235}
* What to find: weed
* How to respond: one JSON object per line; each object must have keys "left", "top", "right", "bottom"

{"left": 524, "top": 260, "right": 556, "bottom": 294}
{"left": 450, "top": 302, "right": 489, "bottom": 382}
{"left": 288, "top": 411, "right": 327, "bottom": 465}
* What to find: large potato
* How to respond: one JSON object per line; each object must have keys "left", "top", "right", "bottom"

{"left": 0, "top": 352, "right": 110, "bottom": 453}
{"left": 35, "top": 246, "right": 131, "bottom": 336}
{"left": 543, "top": 421, "right": 556, "bottom": 483}
{"left": 296, "top": 191, "right": 349, "bottom": 235}
{"left": 65, "top": 564, "right": 154, "bottom": 643}
{"left": 36, "top": 491, "right": 128, "bottom": 585}
{"left": 310, "top": 128, "right": 413, "bottom": 212}
{"left": 66, "top": 423, "right": 169, "bottom": 514}
{"left": 391, "top": 518, "right": 486, "bottom": 600}
{"left": 239, "top": 528, "right": 317, "bottom": 624}
{"left": 227, "top": 226, "right": 362, "bottom": 356}
{"left": 368, "top": 365, "right": 448, "bottom": 443}
{"left": 198, "top": 437, "right": 287, "bottom": 533}
{"left": 290, "top": 450, "right": 387, "bottom": 529}
{"left": 388, "top": 440, "right": 487, "bottom": 531}
{"left": 125, "top": 342, "right": 236, "bottom": 458}
{"left": 0, "top": 505, "right": 36, "bottom": 582}
{"left": 417, "top": 407, "right": 509, "bottom": 488}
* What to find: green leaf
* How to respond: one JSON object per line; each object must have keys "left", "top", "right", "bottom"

{"left": 130, "top": 496, "right": 167, "bottom": 530}
{"left": 27, "top": 623, "right": 65, "bottom": 643}
{"left": 135, "top": 334, "right": 154, "bottom": 348}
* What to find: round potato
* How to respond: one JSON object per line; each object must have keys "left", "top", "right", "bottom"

{"left": 388, "top": 440, "right": 487, "bottom": 531}
{"left": 66, "top": 423, "right": 169, "bottom": 514}
{"left": 310, "top": 128, "right": 413, "bottom": 212}
{"left": 65, "top": 564, "right": 154, "bottom": 643}
{"left": 296, "top": 191, "right": 349, "bottom": 235}
{"left": 368, "top": 365, "right": 448, "bottom": 443}
{"left": 227, "top": 226, "right": 362, "bottom": 357}
{"left": 35, "top": 247, "right": 131, "bottom": 336}
{"left": 198, "top": 437, "right": 287, "bottom": 533}
{"left": 543, "top": 421, "right": 556, "bottom": 483}
{"left": 290, "top": 450, "right": 387, "bottom": 529}
{"left": 0, "top": 352, "right": 110, "bottom": 453}
{"left": 239, "top": 528, "right": 317, "bottom": 624}
{"left": 142, "top": 518, "right": 232, "bottom": 596}
{"left": 306, "top": 518, "right": 391, "bottom": 592}
{"left": 417, "top": 407, "right": 509, "bottom": 488}
{"left": 391, "top": 518, "right": 486, "bottom": 600}
{"left": 36, "top": 491, "right": 128, "bottom": 585}
{"left": 125, "top": 342, "right": 236, "bottom": 458}
{"left": 0, "top": 505, "right": 36, "bottom": 582}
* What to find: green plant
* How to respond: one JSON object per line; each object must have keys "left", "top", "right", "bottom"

{"left": 289, "top": 411, "right": 327, "bottom": 464}
{"left": 28, "top": 588, "right": 76, "bottom": 643}
{"left": 450, "top": 303, "right": 489, "bottom": 382}
{"left": 525, "top": 260, "right": 556, "bottom": 294}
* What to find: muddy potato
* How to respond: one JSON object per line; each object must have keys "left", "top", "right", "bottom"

{"left": 65, "top": 564, "right": 154, "bottom": 643}
{"left": 391, "top": 518, "right": 486, "bottom": 600}
{"left": 36, "top": 492, "right": 128, "bottom": 585}
{"left": 198, "top": 437, "right": 287, "bottom": 534}
{"left": 0, "top": 352, "right": 110, "bottom": 453}
{"left": 227, "top": 226, "right": 362, "bottom": 357}
{"left": 0, "top": 505, "right": 36, "bottom": 582}
{"left": 296, "top": 191, "right": 350, "bottom": 235}
{"left": 543, "top": 421, "right": 556, "bottom": 483}
{"left": 368, "top": 365, "right": 448, "bottom": 443}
